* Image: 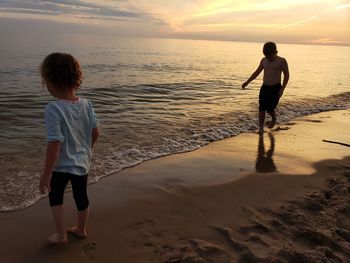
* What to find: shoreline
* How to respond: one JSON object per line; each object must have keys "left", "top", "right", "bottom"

{"left": 0, "top": 109, "right": 349, "bottom": 262}
{"left": 1, "top": 102, "right": 350, "bottom": 213}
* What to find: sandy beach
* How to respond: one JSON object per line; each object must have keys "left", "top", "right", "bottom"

{"left": 0, "top": 109, "right": 349, "bottom": 263}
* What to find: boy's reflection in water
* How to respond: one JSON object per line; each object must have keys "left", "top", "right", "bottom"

{"left": 255, "top": 132, "right": 277, "bottom": 173}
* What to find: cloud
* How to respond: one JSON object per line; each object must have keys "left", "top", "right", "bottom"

{"left": 0, "top": 0, "right": 157, "bottom": 22}
{"left": 0, "top": 0, "right": 349, "bottom": 45}
{"left": 269, "top": 15, "right": 319, "bottom": 32}
{"left": 335, "top": 3, "right": 350, "bottom": 10}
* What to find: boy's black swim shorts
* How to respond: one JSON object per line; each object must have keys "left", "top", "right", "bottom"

{"left": 259, "top": 83, "right": 282, "bottom": 112}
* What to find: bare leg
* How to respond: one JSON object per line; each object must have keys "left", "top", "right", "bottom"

{"left": 259, "top": 111, "right": 265, "bottom": 133}
{"left": 67, "top": 207, "right": 89, "bottom": 238}
{"left": 267, "top": 111, "right": 276, "bottom": 129}
{"left": 48, "top": 205, "right": 68, "bottom": 245}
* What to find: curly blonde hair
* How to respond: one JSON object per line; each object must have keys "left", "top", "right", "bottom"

{"left": 40, "top": 52, "right": 83, "bottom": 90}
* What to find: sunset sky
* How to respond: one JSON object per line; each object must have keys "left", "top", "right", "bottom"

{"left": 0, "top": 0, "right": 349, "bottom": 45}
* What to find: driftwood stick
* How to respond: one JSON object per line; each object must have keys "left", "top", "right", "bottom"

{"left": 322, "top": 140, "right": 350, "bottom": 147}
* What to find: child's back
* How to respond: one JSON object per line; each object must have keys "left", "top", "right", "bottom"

{"left": 45, "top": 98, "right": 98, "bottom": 175}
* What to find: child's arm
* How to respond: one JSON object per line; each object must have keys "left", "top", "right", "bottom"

{"left": 91, "top": 127, "right": 100, "bottom": 148}
{"left": 279, "top": 58, "right": 290, "bottom": 97}
{"left": 39, "top": 141, "right": 61, "bottom": 194}
{"left": 242, "top": 60, "right": 264, "bottom": 89}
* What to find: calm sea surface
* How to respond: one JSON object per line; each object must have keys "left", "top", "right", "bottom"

{"left": 1, "top": 35, "right": 349, "bottom": 211}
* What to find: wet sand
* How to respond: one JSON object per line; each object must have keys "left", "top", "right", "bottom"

{"left": 0, "top": 110, "right": 349, "bottom": 262}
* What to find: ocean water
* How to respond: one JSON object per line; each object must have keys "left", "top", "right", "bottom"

{"left": 0, "top": 35, "right": 349, "bottom": 211}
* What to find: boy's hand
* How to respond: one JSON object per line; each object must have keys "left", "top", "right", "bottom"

{"left": 242, "top": 81, "right": 249, "bottom": 89}
{"left": 39, "top": 174, "right": 51, "bottom": 194}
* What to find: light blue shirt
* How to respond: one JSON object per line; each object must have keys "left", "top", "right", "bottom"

{"left": 45, "top": 98, "right": 98, "bottom": 175}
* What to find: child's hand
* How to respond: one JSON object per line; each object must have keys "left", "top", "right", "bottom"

{"left": 242, "top": 81, "right": 248, "bottom": 89}
{"left": 39, "top": 175, "right": 51, "bottom": 194}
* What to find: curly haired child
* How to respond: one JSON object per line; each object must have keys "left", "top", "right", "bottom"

{"left": 39, "top": 53, "right": 99, "bottom": 245}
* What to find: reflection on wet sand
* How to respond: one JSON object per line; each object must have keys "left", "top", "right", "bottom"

{"left": 255, "top": 132, "right": 277, "bottom": 173}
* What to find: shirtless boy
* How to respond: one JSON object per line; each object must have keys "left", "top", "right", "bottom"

{"left": 242, "top": 42, "right": 289, "bottom": 133}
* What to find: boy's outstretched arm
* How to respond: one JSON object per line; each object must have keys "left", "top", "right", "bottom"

{"left": 242, "top": 60, "right": 264, "bottom": 89}
{"left": 279, "top": 58, "right": 289, "bottom": 97}
{"left": 40, "top": 141, "right": 61, "bottom": 194}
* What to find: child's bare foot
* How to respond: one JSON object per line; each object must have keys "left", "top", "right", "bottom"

{"left": 47, "top": 233, "right": 67, "bottom": 245}
{"left": 67, "top": 226, "right": 88, "bottom": 239}
{"left": 267, "top": 119, "right": 276, "bottom": 129}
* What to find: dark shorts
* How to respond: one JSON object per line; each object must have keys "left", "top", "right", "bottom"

{"left": 49, "top": 171, "right": 89, "bottom": 211}
{"left": 259, "top": 83, "right": 282, "bottom": 112}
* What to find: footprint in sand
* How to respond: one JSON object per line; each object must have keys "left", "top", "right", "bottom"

{"left": 344, "top": 170, "right": 350, "bottom": 180}
{"left": 239, "top": 221, "right": 270, "bottom": 234}
{"left": 81, "top": 242, "right": 97, "bottom": 260}
{"left": 161, "top": 238, "right": 231, "bottom": 262}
